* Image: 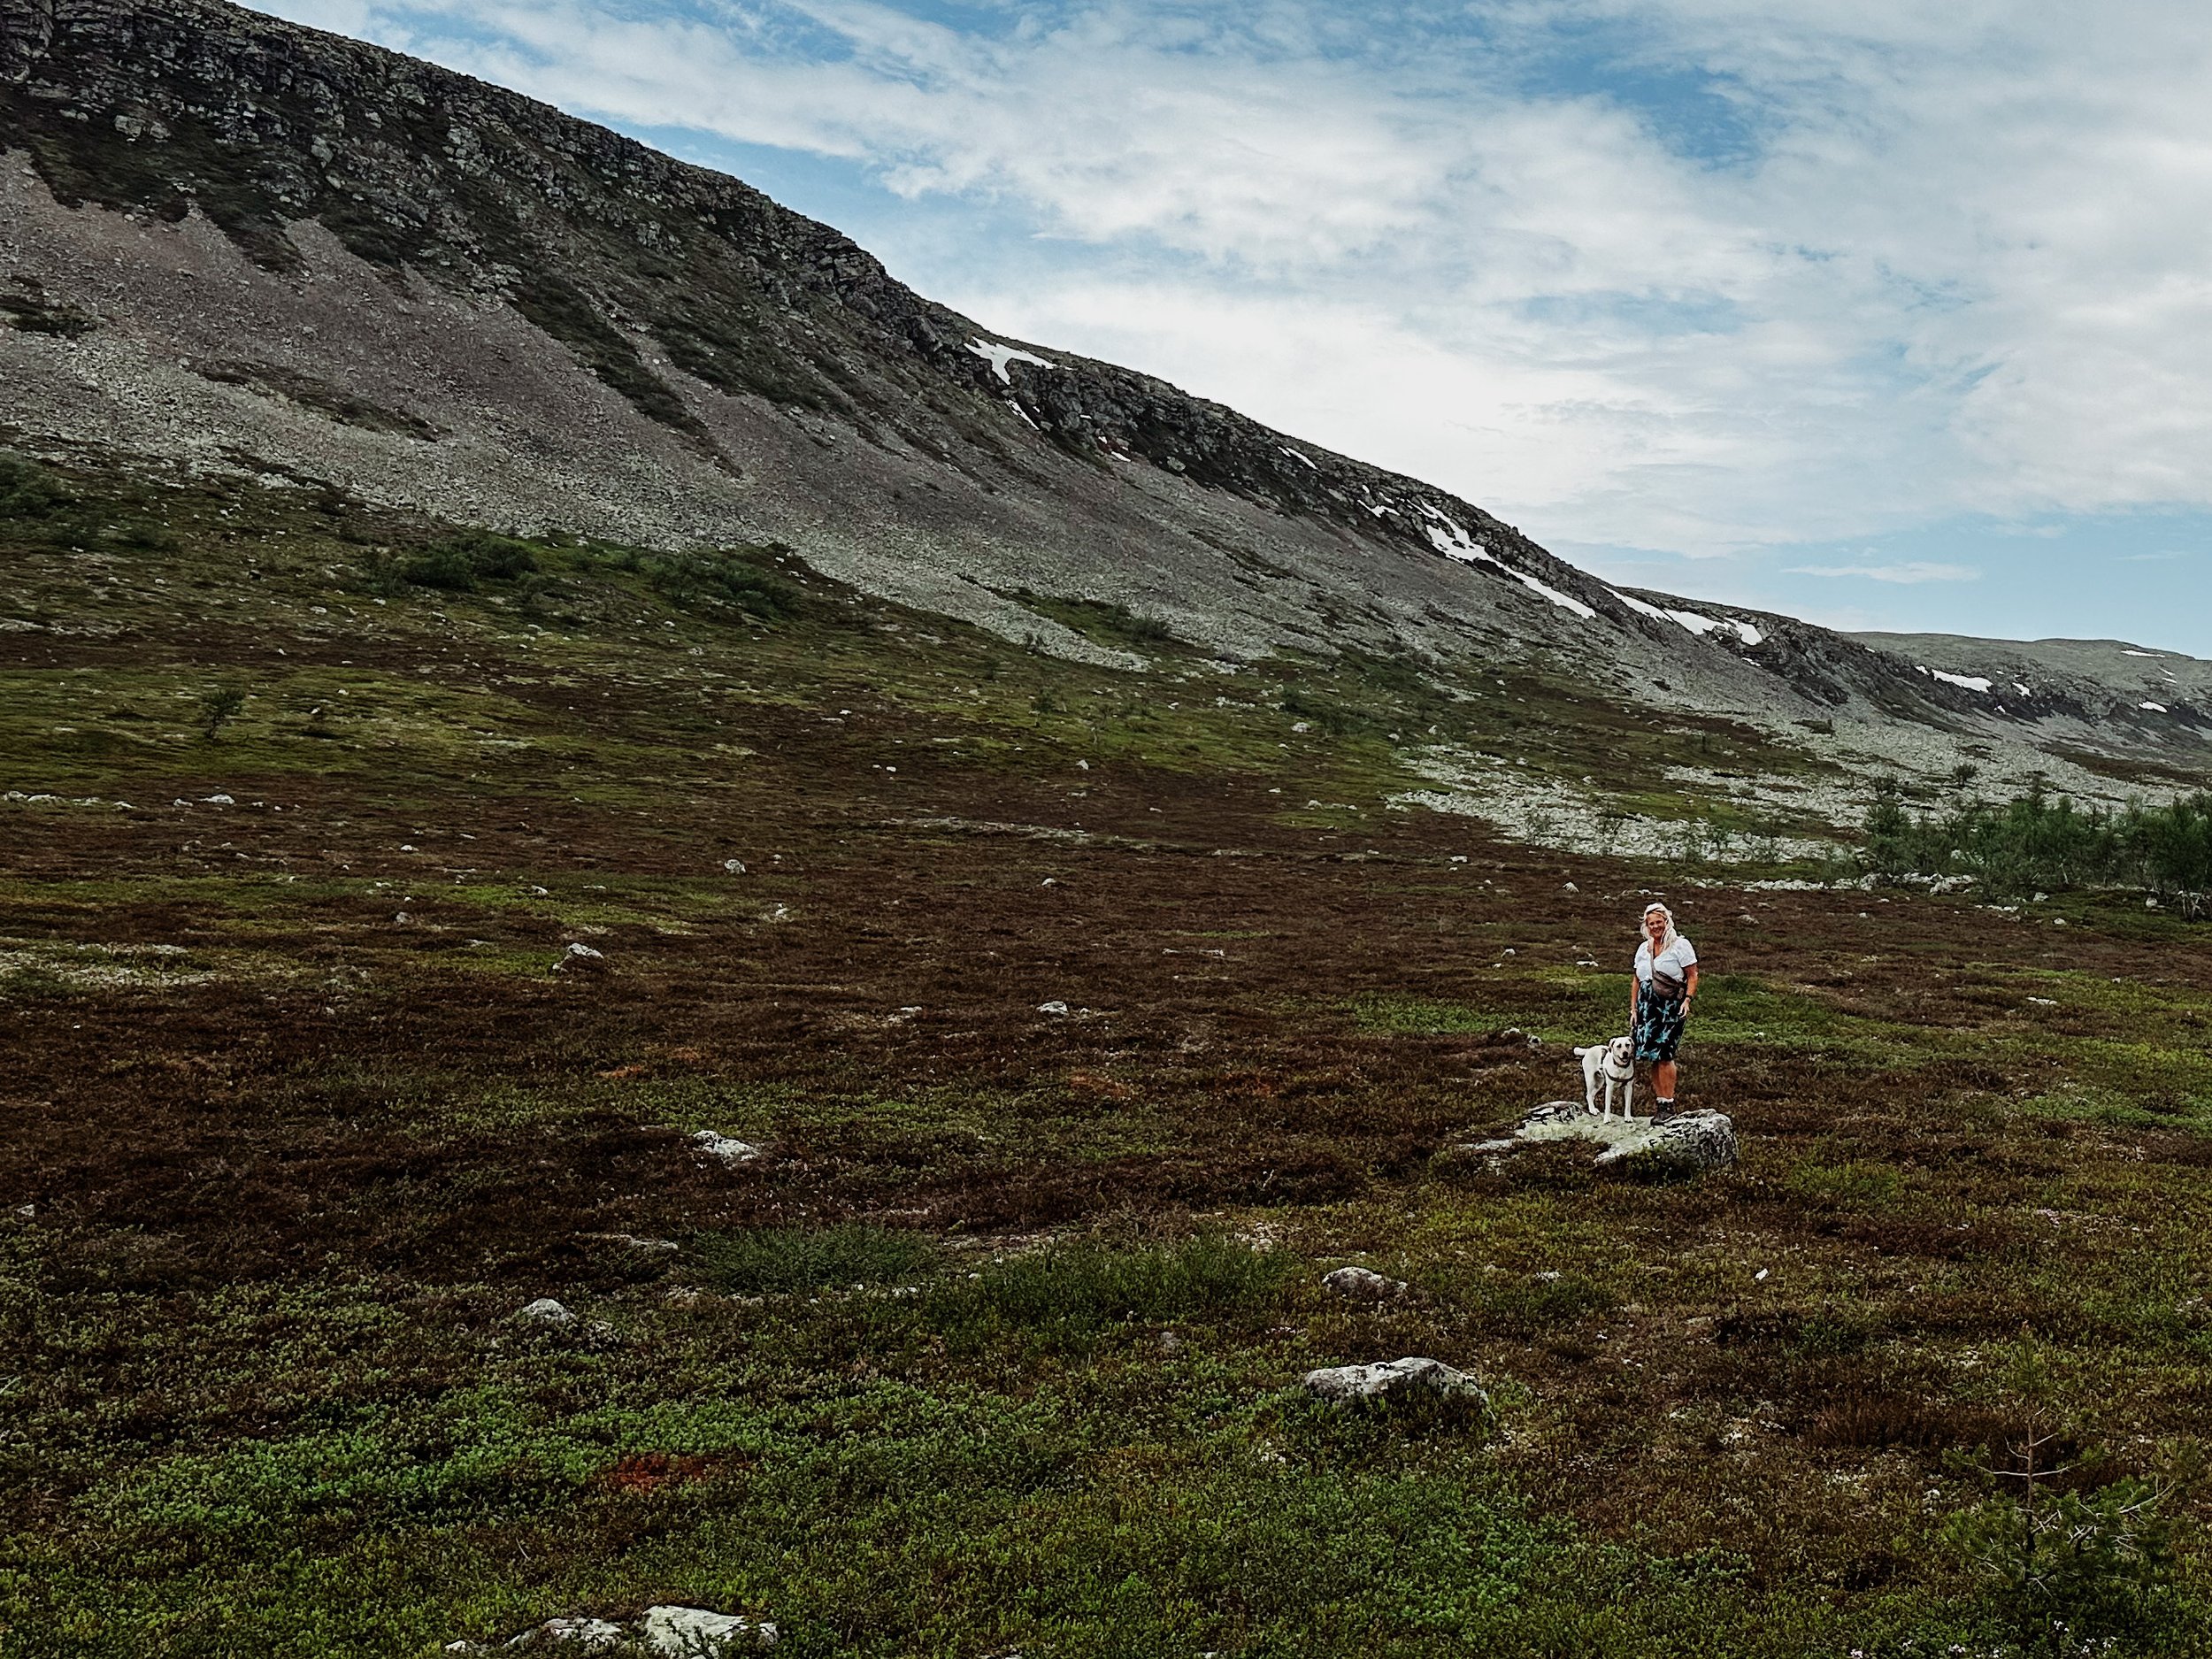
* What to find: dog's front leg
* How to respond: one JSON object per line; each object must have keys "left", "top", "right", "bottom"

{"left": 1621, "top": 1074, "right": 1636, "bottom": 1124}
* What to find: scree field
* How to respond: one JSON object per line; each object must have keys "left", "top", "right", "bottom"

{"left": 4, "top": 452, "right": 2210, "bottom": 1657}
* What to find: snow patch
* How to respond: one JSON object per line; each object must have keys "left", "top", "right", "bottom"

{"left": 1610, "top": 589, "right": 1762, "bottom": 646}
{"left": 1004, "top": 397, "right": 1038, "bottom": 430}
{"left": 1279, "top": 444, "right": 1317, "bottom": 469}
{"left": 2141, "top": 701, "right": 2170, "bottom": 713}
{"left": 2124, "top": 649, "right": 2163, "bottom": 657}
{"left": 1420, "top": 507, "right": 1595, "bottom": 620}
{"left": 1916, "top": 666, "right": 1994, "bottom": 693}
{"left": 967, "top": 338, "right": 1056, "bottom": 384}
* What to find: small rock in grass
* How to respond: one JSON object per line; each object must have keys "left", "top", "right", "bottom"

{"left": 641, "top": 1605, "right": 777, "bottom": 1653}
{"left": 692, "top": 1130, "right": 762, "bottom": 1164}
{"left": 555, "top": 942, "right": 607, "bottom": 972}
{"left": 722, "top": 858, "right": 746, "bottom": 873}
{"left": 516, "top": 1298, "right": 576, "bottom": 1327}
{"left": 203, "top": 793, "right": 234, "bottom": 805}
{"left": 1301, "top": 1356, "right": 1489, "bottom": 1417}
{"left": 1036, "top": 999, "right": 1071, "bottom": 1016}
{"left": 1322, "top": 1265, "right": 1406, "bottom": 1301}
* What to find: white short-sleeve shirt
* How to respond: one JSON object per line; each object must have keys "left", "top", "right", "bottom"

{"left": 1634, "top": 936, "right": 1698, "bottom": 987}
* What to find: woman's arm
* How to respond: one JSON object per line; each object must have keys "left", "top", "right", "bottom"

{"left": 1684, "top": 963, "right": 1701, "bottom": 1006}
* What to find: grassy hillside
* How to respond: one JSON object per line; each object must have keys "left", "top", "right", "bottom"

{"left": 4, "top": 449, "right": 2212, "bottom": 1656}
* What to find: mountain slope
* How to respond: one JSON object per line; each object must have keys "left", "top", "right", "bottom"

{"left": 1, "top": 0, "right": 2206, "bottom": 818}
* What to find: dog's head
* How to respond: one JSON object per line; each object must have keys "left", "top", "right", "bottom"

{"left": 1607, "top": 1035, "right": 1633, "bottom": 1068}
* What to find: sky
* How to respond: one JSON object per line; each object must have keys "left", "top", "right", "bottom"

{"left": 265, "top": 0, "right": 2212, "bottom": 654}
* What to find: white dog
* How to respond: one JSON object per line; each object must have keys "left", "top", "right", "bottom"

{"left": 1573, "top": 1036, "right": 1637, "bottom": 1120}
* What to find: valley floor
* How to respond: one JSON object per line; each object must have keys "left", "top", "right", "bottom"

{"left": 4, "top": 455, "right": 2211, "bottom": 1656}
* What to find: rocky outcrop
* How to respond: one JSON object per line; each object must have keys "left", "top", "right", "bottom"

{"left": 1471, "top": 1100, "right": 1739, "bottom": 1180}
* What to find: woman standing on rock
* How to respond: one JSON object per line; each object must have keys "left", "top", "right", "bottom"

{"left": 1632, "top": 902, "right": 1698, "bottom": 1120}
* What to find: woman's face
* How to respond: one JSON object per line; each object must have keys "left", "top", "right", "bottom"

{"left": 1644, "top": 910, "right": 1667, "bottom": 944}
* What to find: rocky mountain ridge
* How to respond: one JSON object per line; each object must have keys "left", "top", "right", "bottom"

{"left": 2, "top": 0, "right": 2205, "bottom": 817}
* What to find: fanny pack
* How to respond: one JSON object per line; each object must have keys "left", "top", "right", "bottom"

{"left": 1647, "top": 968, "right": 1686, "bottom": 999}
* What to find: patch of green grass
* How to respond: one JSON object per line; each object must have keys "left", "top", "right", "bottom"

{"left": 928, "top": 1236, "right": 1297, "bottom": 1355}
{"left": 695, "top": 1225, "right": 941, "bottom": 1296}
{"left": 1348, "top": 984, "right": 1615, "bottom": 1046}
{"left": 1786, "top": 1159, "right": 1905, "bottom": 1210}
{"left": 1432, "top": 1266, "right": 1620, "bottom": 1337}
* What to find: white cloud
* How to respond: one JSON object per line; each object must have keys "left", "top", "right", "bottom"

{"left": 259, "top": 0, "right": 2212, "bottom": 578}
{"left": 1786, "top": 562, "right": 1981, "bottom": 584}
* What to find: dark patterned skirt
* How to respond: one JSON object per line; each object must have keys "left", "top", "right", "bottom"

{"left": 1634, "top": 983, "right": 1687, "bottom": 1064}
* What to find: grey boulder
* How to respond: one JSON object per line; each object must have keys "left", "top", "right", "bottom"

{"left": 692, "top": 1130, "right": 763, "bottom": 1164}
{"left": 1322, "top": 1265, "right": 1406, "bottom": 1301}
{"left": 478, "top": 1607, "right": 775, "bottom": 1655}
{"left": 1592, "top": 1110, "right": 1739, "bottom": 1179}
{"left": 641, "top": 1605, "right": 777, "bottom": 1654}
{"left": 1301, "top": 1356, "right": 1487, "bottom": 1414}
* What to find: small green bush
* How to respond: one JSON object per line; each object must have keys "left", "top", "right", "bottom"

{"left": 1102, "top": 602, "right": 1172, "bottom": 646}
{"left": 1942, "top": 1472, "right": 2179, "bottom": 1652}
{"left": 401, "top": 530, "right": 540, "bottom": 592}
{"left": 645, "top": 549, "right": 799, "bottom": 621}
{"left": 200, "top": 685, "right": 246, "bottom": 740}
{"left": 1281, "top": 685, "right": 1360, "bottom": 736}
{"left": 694, "top": 1225, "right": 940, "bottom": 1295}
{"left": 0, "top": 451, "right": 70, "bottom": 521}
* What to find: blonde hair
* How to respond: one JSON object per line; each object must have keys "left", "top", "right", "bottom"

{"left": 1640, "top": 902, "right": 1679, "bottom": 957}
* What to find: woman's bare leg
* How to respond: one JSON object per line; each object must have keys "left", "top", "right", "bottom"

{"left": 1655, "top": 1059, "right": 1677, "bottom": 1100}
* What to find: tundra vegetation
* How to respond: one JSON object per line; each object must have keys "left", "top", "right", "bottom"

{"left": 2, "top": 449, "right": 2210, "bottom": 1656}
{"left": 1864, "top": 777, "right": 2212, "bottom": 912}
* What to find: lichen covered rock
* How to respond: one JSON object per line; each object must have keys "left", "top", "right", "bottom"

{"left": 1301, "top": 1356, "right": 1488, "bottom": 1418}
{"left": 1591, "top": 1110, "right": 1739, "bottom": 1179}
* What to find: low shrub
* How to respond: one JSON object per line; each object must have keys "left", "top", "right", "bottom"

{"left": 401, "top": 529, "right": 539, "bottom": 592}
{"left": 646, "top": 548, "right": 799, "bottom": 621}
{"left": 694, "top": 1225, "right": 940, "bottom": 1296}
{"left": 1940, "top": 1420, "right": 2193, "bottom": 1655}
